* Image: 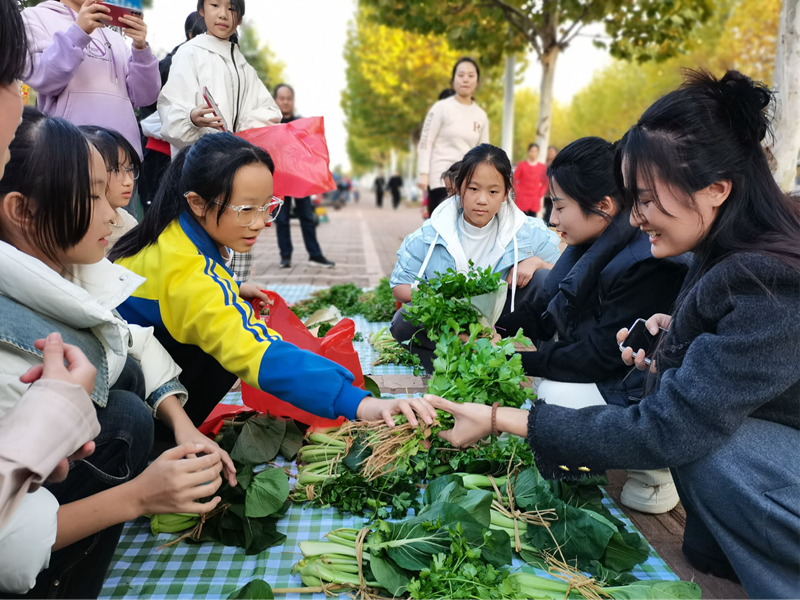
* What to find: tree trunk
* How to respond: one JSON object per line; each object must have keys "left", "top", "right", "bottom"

{"left": 772, "top": 0, "right": 800, "bottom": 191}
{"left": 535, "top": 46, "right": 560, "bottom": 163}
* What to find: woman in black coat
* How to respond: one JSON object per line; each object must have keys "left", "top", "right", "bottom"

{"left": 429, "top": 70, "right": 800, "bottom": 599}
{"left": 495, "top": 136, "right": 689, "bottom": 515}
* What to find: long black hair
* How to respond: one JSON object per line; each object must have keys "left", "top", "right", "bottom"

{"left": 548, "top": 136, "right": 619, "bottom": 220}
{"left": 109, "top": 133, "right": 274, "bottom": 261}
{"left": 0, "top": 108, "right": 94, "bottom": 263}
{"left": 1, "top": 0, "right": 29, "bottom": 85}
{"left": 455, "top": 143, "right": 513, "bottom": 199}
{"left": 616, "top": 69, "right": 800, "bottom": 273}
{"left": 78, "top": 125, "right": 142, "bottom": 174}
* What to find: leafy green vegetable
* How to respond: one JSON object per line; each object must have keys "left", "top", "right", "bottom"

{"left": 244, "top": 468, "right": 290, "bottom": 518}
{"left": 369, "top": 326, "right": 421, "bottom": 372}
{"left": 278, "top": 420, "right": 303, "bottom": 461}
{"left": 405, "top": 263, "right": 502, "bottom": 340}
{"left": 290, "top": 279, "right": 396, "bottom": 323}
{"left": 230, "top": 416, "right": 285, "bottom": 465}
{"left": 227, "top": 580, "right": 274, "bottom": 599}
{"left": 357, "top": 278, "right": 397, "bottom": 322}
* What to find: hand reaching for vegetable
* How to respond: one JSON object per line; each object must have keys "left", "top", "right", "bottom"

{"left": 130, "top": 442, "right": 225, "bottom": 516}
{"left": 617, "top": 313, "right": 671, "bottom": 373}
{"left": 356, "top": 396, "right": 437, "bottom": 428}
{"left": 506, "top": 256, "right": 547, "bottom": 289}
{"left": 239, "top": 283, "right": 274, "bottom": 313}
{"left": 425, "top": 395, "right": 529, "bottom": 447}
{"left": 173, "top": 424, "right": 237, "bottom": 487}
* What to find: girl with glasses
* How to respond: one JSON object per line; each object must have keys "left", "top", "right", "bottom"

{"left": 79, "top": 126, "right": 141, "bottom": 254}
{"left": 109, "top": 133, "right": 436, "bottom": 442}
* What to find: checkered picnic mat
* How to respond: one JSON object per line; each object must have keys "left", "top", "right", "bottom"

{"left": 265, "top": 285, "right": 419, "bottom": 376}
{"left": 100, "top": 393, "right": 678, "bottom": 600}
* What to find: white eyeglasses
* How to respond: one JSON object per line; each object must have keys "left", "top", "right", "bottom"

{"left": 185, "top": 193, "right": 284, "bottom": 226}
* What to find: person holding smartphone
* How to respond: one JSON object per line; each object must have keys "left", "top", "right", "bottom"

{"left": 494, "top": 136, "right": 689, "bottom": 515}
{"left": 21, "top": 0, "right": 160, "bottom": 159}
{"left": 428, "top": 70, "right": 800, "bottom": 599}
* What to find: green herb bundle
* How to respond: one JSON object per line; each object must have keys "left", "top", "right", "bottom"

{"left": 291, "top": 279, "right": 397, "bottom": 323}
{"left": 149, "top": 411, "right": 302, "bottom": 554}
{"left": 404, "top": 263, "right": 502, "bottom": 340}
{"left": 368, "top": 326, "right": 420, "bottom": 373}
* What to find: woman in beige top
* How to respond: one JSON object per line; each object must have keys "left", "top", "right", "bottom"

{"left": 417, "top": 58, "right": 490, "bottom": 217}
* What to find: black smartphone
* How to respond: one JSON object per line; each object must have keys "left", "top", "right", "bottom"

{"left": 619, "top": 318, "right": 666, "bottom": 365}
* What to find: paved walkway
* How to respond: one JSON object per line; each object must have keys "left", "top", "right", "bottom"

{"left": 248, "top": 194, "right": 422, "bottom": 288}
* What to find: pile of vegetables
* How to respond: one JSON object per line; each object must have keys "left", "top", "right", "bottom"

{"left": 291, "top": 279, "right": 396, "bottom": 323}
{"left": 404, "top": 263, "right": 503, "bottom": 340}
{"left": 280, "top": 474, "right": 701, "bottom": 599}
{"left": 368, "top": 327, "right": 420, "bottom": 372}
{"left": 290, "top": 420, "right": 429, "bottom": 519}
{"left": 148, "top": 411, "right": 302, "bottom": 554}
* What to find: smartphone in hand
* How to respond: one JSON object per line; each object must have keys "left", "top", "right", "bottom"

{"left": 98, "top": 3, "right": 143, "bottom": 28}
{"left": 619, "top": 318, "right": 667, "bottom": 366}
{"left": 202, "top": 86, "right": 229, "bottom": 132}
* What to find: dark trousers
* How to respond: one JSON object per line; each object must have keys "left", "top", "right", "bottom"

{"left": 154, "top": 343, "right": 238, "bottom": 444}
{"left": 427, "top": 187, "right": 449, "bottom": 217}
{"left": 13, "top": 358, "right": 154, "bottom": 599}
{"left": 542, "top": 196, "right": 554, "bottom": 226}
{"left": 376, "top": 190, "right": 384, "bottom": 208}
{"left": 275, "top": 196, "right": 322, "bottom": 260}
{"left": 673, "top": 417, "right": 800, "bottom": 598}
{"left": 391, "top": 190, "right": 401, "bottom": 209}
{"left": 390, "top": 278, "right": 538, "bottom": 373}
{"left": 138, "top": 148, "right": 170, "bottom": 213}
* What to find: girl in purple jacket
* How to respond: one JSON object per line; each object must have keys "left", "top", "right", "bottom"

{"left": 22, "top": 0, "right": 160, "bottom": 158}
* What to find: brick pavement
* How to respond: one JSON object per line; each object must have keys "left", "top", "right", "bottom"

{"left": 247, "top": 192, "right": 422, "bottom": 288}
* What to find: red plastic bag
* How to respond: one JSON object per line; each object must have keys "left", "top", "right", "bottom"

{"left": 237, "top": 117, "right": 336, "bottom": 198}
{"left": 198, "top": 404, "right": 252, "bottom": 437}
{"left": 240, "top": 291, "right": 364, "bottom": 427}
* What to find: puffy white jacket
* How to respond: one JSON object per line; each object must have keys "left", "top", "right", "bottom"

{"left": 157, "top": 33, "right": 281, "bottom": 154}
{"left": 0, "top": 242, "right": 186, "bottom": 417}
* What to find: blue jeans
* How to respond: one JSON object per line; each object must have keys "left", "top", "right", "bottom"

{"left": 674, "top": 417, "right": 800, "bottom": 599}
{"left": 15, "top": 358, "right": 154, "bottom": 599}
{"left": 275, "top": 196, "right": 322, "bottom": 260}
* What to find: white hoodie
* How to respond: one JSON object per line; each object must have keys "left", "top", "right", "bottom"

{"left": 157, "top": 33, "right": 281, "bottom": 154}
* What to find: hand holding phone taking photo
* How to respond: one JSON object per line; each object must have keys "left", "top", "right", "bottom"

{"left": 617, "top": 314, "right": 671, "bottom": 372}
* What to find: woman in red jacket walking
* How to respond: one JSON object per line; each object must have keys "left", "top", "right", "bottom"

{"left": 513, "top": 143, "right": 548, "bottom": 217}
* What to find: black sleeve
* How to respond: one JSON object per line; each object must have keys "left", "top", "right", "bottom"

{"left": 519, "top": 261, "right": 683, "bottom": 381}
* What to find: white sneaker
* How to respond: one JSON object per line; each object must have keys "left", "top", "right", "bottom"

{"left": 620, "top": 474, "right": 680, "bottom": 514}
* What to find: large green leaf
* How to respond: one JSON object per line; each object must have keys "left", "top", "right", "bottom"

{"left": 245, "top": 468, "right": 290, "bottom": 518}
{"left": 458, "top": 521, "right": 512, "bottom": 568}
{"left": 279, "top": 419, "right": 303, "bottom": 461}
{"left": 605, "top": 581, "right": 702, "bottom": 599}
{"left": 231, "top": 417, "right": 285, "bottom": 465}
{"left": 227, "top": 579, "right": 274, "bottom": 599}
{"left": 242, "top": 516, "right": 286, "bottom": 555}
{"left": 601, "top": 531, "right": 650, "bottom": 572}
{"left": 369, "top": 553, "right": 411, "bottom": 597}
{"left": 372, "top": 516, "right": 452, "bottom": 571}
{"left": 421, "top": 477, "right": 494, "bottom": 527}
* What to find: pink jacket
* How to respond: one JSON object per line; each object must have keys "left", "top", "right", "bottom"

{"left": 22, "top": 1, "right": 160, "bottom": 157}
{"left": 0, "top": 380, "right": 100, "bottom": 527}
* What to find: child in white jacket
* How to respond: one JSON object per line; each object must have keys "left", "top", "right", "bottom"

{"left": 157, "top": 0, "right": 281, "bottom": 155}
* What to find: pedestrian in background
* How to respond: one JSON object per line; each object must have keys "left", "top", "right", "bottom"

{"left": 417, "top": 57, "right": 489, "bottom": 217}
{"left": 541, "top": 145, "right": 559, "bottom": 225}
{"left": 514, "top": 143, "right": 548, "bottom": 217}
{"left": 388, "top": 171, "right": 404, "bottom": 210}
{"left": 21, "top": 0, "right": 160, "bottom": 158}
{"left": 373, "top": 170, "right": 385, "bottom": 208}
{"left": 272, "top": 83, "right": 335, "bottom": 269}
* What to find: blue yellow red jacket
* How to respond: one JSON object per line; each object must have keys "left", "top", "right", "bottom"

{"left": 115, "top": 212, "right": 369, "bottom": 420}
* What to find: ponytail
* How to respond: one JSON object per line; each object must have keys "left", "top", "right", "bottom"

{"left": 109, "top": 133, "right": 274, "bottom": 261}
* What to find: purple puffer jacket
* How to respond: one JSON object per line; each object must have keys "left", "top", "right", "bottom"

{"left": 21, "top": 1, "right": 160, "bottom": 157}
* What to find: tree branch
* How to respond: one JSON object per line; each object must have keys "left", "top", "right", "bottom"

{"left": 482, "top": 0, "right": 543, "bottom": 57}
{"left": 557, "top": 3, "right": 592, "bottom": 47}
